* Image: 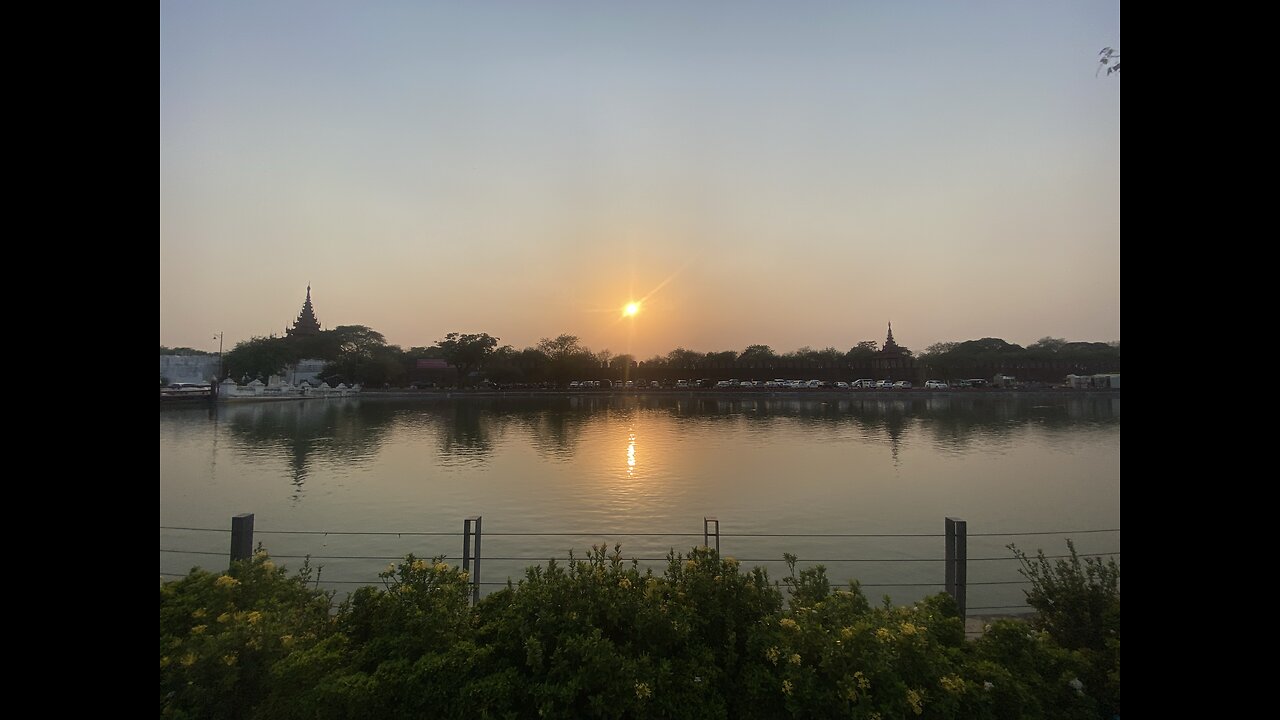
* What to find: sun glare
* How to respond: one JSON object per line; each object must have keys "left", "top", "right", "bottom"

{"left": 623, "top": 302, "right": 640, "bottom": 317}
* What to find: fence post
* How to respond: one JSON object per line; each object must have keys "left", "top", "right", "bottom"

{"left": 462, "top": 516, "right": 482, "bottom": 604}
{"left": 944, "top": 517, "right": 967, "bottom": 617}
{"left": 230, "top": 513, "right": 254, "bottom": 563}
{"left": 703, "top": 517, "right": 720, "bottom": 554}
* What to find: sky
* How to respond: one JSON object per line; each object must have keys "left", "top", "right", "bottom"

{"left": 160, "top": 1, "right": 1120, "bottom": 359}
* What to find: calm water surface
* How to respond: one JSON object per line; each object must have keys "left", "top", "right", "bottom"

{"left": 160, "top": 394, "right": 1120, "bottom": 611}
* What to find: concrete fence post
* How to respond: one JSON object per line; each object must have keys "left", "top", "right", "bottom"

{"left": 462, "top": 516, "right": 482, "bottom": 604}
{"left": 230, "top": 513, "right": 254, "bottom": 563}
{"left": 945, "top": 517, "right": 967, "bottom": 616}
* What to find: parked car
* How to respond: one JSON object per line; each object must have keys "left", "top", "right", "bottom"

{"left": 893, "top": 381, "right": 913, "bottom": 389}
{"left": 853, "top": 379, "right": 876, "bottom": 389}
{"left": 877, "top": 380, "right": 894, "bottom": 389}
{"left": 835, "top": 381, "right": 849, "bottom": 389}
{"left": 925, "top": 380, "right": 949, "bottom": 389}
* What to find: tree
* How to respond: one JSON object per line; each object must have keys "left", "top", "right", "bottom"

{"left": 1097, "top": 47, "right": 1120, "bottom": 76}
{"left": 703, "top": 350, "right": 738, "bottom": 367}
{"left": 666, "top": 347, "right": 700, "bottom": 368}
{"left": 224, "top": 336, "right": 293, "bottom": 382}
{"left": 160, "top": 346, "right": 214, "bottom": 356}
{"left": 537, "top": 334, "right": 586, "bottom": 361}
{"left": 738, "top": 345, "right": 776, "bottom": 366}
{"left": 537, "top": 334, "right": 594, "bottom": 386}
{"left": 437, "top": 333, "right": 499, "bottom": 386}
{"left": 1028, "top": 337, "right": 1068, "bottom": 354}
{"left": 845, "top": 341, "right": 879, "bottom": 362}
{"left": 922, "top": 342, "right": 958, "bottom": 357}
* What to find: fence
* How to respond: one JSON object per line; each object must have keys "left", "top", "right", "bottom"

{"left": 160, "top": 514, "right": 1120, "bottom": 616}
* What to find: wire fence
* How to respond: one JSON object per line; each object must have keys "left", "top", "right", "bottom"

{"left": 161, "top": 516, "right": 1118, "bottom": 616}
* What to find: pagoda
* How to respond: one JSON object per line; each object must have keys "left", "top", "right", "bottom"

{"left": 879, "top": 322, "right": 906, "bottom": 359}
{"left": 286, "top": 285, "right": 322, "bottom": 337}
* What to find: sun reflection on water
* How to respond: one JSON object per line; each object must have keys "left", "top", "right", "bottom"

{"left": 626, "top": 431, "right": 636, "bottom": 476}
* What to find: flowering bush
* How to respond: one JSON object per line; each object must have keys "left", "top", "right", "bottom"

{"left": 159, "top": 544, "right": 1119, "bottom": 719}
{"left": 159, "top": 550, "right": 334, "bottom": 719}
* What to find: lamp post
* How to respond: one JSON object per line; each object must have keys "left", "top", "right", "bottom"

{"left": 213, "top": 332, "right": 224, "bottom": 381}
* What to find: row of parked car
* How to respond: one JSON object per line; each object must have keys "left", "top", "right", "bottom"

{"left": 567, "top": 379, "right": 992, "bottom": 390}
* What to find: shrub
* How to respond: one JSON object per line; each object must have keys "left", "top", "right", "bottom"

{"left": 1012, "top": 540, "right": 1120, "bottom": 716}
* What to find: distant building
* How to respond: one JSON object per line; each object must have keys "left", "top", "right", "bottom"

{"left": 286, "top": 285, "right": 322, "bottom": 337}
{"left": 275, "top": 287, "right": 326, "bottom": 384}
{"left": 878, "top": 322, "right": 907, "bottom": 360}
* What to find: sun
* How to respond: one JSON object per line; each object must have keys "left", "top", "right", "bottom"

{"left": 623, "top": 302, "right": 640, "bottom": 317}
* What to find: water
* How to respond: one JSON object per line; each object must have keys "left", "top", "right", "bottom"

{"left": 160, "top": 393, "right": 1120, "bottom": 611}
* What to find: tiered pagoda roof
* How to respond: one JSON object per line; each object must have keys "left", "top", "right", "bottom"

{"left": 287, "top": 285, "right": 322, "bottom": 337}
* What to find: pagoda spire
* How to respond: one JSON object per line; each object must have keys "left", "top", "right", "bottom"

{"left": 886, "top": 321, "right": 895, "bottom": 347}
{"left": 287, "top": 285, "right": 322, "bottom": 337}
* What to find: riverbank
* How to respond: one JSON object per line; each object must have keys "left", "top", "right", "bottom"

{"left": 358, "top": 388, "right": 1120, "bottom": 401}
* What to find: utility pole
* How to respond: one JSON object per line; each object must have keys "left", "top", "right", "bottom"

{"left": 213, "top": 332, "right": 224, "bottom": 381}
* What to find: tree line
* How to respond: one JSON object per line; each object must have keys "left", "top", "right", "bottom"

{"left": 207, "top": 328, "right": 1118, "bottom": 387}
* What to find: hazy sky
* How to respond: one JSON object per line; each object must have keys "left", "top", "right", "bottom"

{"left": 160, "top": 1, "right": 1120, "bottom": 359}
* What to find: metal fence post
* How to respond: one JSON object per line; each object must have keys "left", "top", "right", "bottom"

{"left": 463, "top": 516, "right": 482, "bottom": 604}
{"left": 230, "top": 513, "right": 254, "bottom": 563}
{"left": 945, "top": 517, "right": 967, "bottom": 616}
{"left": 704, "top": 516, "right": 720, "bottom": 554}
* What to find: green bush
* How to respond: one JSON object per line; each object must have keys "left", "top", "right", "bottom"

{"left": 160, "top": 544, "right": 1120, "bottom": 719}
{"left": 1011, "top": 540, "right": 1120, "bottom": 716}
{"left": 159, "top": 550, "right": 334, "bottom": 719}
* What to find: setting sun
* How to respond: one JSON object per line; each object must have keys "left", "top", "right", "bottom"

{"left": 623, "top": 302, "right": 640, "bottom": 317}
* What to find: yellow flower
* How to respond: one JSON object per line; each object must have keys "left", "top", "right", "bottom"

{"left": 855, "top": 671, "right": 870, "bottom": 690}
{"left": 840, "top": 626, "right": 855, "bottom": 640}
{"left": 217, "top": 612, "right": 232, "bottom": 624}
{"left": 191, "top": 608, "right": 207, "bottom": 619}
{"left": 939, "top": 675, "right": 965, "bottom": 695}
{"left": 412, "top": 559, "right": 428, "bottom": 572}
{"left": 435, "top": 562, "right": 451, "bottom": 573}
{"left": 634, "top": 682, "right": 652, "bottom": 700}
{"left": 782, "top": 680, "right": 794, "bottom": 696}
{"left": 619, "top": 578, "right": 632, "bottom": 590}
{"left": 724, "top": 556, "right": 739, "bottom": 568}
{"left": 214, "top": 575, "right": 240, "bottom": 589}
{"left": 789, "top": 653, "right": 801, "bottom": 666}
{"left": 766, "top": 646, "right": 780, "bottom": 665}
{"left": 385, "top": 563, "right": 397, "bottom": 574}
{"left": 458, "top": 571, "right": 469, "bottom": 582}
{"left": 779, "top": 618, "right": 799, "bottom": 631}
{"left": 261, "top": 561, "right": 275, "bottom": 572}
{"left": 683, "top": 559, "right": 696, "bottom": 571}
{"left": 875, "top": 628, "right": 892, "bottom": 642}
{"left": 900, "top": 622, "right": 918, "bottom": 636}
{"left": 180, "top": 652, "right": 197, "bottom": 667}
{"left": 280, "top": 635, "right": 295, "bottom": 648}
{"left": 222, "top": 654, "right": 237, "bottom": 666}
{"left": 190, "top": 625, "right": 207, "bottom": 635}
{"left": 245, "top": 611, "right": 264, "bottom": 625}
{"left": 906, "top": 689, "right": 923, "bottom": 715}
